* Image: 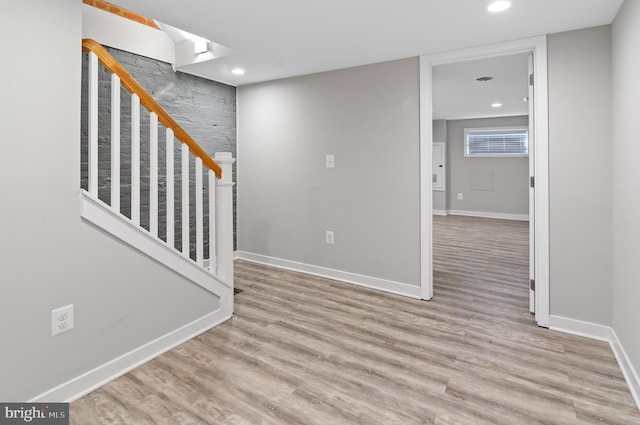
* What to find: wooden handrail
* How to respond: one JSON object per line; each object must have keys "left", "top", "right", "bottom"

{"left": 82, "top": 38, "right": 222, "bottom": 178}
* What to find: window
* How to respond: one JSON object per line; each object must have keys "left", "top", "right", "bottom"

{"left": 464, "top": 126, "right": 528, "bottom": 157}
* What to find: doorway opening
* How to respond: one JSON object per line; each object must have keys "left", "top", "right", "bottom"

{"left": 419, "top": 36, "right": 550, "bottom": 327}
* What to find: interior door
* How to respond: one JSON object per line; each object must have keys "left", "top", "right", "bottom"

{"left": 528, "top": 53, "right": 535, "bottom": 313}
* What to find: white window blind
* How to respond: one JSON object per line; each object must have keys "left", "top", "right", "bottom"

{"left": 464, "top": 127, "right": 528, "bottom": 157}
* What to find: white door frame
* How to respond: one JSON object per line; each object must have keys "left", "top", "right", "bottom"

{"left": 419, "top": 36, "right": 550, "bottom": 327}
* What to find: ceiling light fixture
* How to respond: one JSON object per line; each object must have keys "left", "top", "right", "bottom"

{"left": 476, "top": 76, "right": 493, "bottom": 82}
{"left": 231, "top": 68, "right": 245, "bottom": 75}
{"left": 488, "top": 1, "right": 511, "bottom": 12}
{"left": 491, "top": 102, "right": 503, "bottom": 108}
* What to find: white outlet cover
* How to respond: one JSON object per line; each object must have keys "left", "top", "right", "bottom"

{"left": 51, "top": 304, "right": 74, "bottom": 336}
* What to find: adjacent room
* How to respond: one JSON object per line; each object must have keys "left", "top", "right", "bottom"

{"left": 431, "top": 53, "right": 533, "bottom": 315}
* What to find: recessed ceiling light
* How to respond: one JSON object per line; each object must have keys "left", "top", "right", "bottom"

{"left": 488, "top": 1, "right": 511, "bottom": 12}
{"left": 491, "top": 102, "right": 503, "bottom": 108}
{"left": 231, "top": 68, "right": 245, "bottom": 75}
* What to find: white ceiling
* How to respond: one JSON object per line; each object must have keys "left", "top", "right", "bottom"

{"left": 114, "top": 0, "right": 623, "bottom": 86}
{"left": 433, "top": 53, "right": 529, "bottom": 120}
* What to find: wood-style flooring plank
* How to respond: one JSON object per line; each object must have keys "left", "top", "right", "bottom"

{"left": 70, "top": 215, "right": 640, "bottom": 424}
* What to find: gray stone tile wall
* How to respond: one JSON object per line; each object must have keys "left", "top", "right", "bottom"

{"left": 81, "top": 47, "right": 237, "bottom": 256}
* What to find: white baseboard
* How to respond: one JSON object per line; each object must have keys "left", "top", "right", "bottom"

{"left": 611, "top": 328, "right": 640, "bottom": 411}
{"left": 30, "top": 310, "right": 231, "bottom": 403}
{"left": 549, "top": 315, "right": 640, "bottom": 411}
{"left": 548, "top": 315, "right": 612, "bottom": 342}
{"left": 432, "top": 209, "right": 448, "bottom": 216}
{"left": 236, "top": 251, "right": 421, "bottom": 299}
{"left": 447, "top": 209, "right": 529, "bottom": 221}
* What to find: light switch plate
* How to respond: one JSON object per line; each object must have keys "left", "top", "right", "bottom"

{"left": 326, "top": 155, "right": 335, "bottom": 168}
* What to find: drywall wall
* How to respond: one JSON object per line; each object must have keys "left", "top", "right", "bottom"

{"left": 612, "top": 0, "right": 640, "bottom": 387}
{"left": 0, "top": 0, "right": 219, "bottom": 401}
{"left": 547, "top": 26, "right": 612, "bottom": 325}
{"left": 446, "top": 116, "right": 529, "bottom": 216}
{"left": 237, "top": 58, "right": 420, "bottom": 286}
{"left": 432, "top": 119, "right": 447, "bottom": 212}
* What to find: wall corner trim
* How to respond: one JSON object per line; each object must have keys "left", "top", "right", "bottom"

{"left": 236, "top": 251, "right": 422, "bottom": 299}
{"left": 30, "top": 310, "right": 230, "bottom": 403}
{"left": 549, "top": 315, "right": 640, "bottom": 411}
{"left": 610, "top": 328, "right": 640, "bottom": 412}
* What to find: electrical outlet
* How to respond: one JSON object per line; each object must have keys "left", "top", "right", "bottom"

{"left": 326, "top": 155, "right": 335, "bottom": 168}
{"left": 51, "top": 304, "right": 74, "bottom": 336}
{"left": 326, "top": 230, "right": 335, "bottom": 244}
{"left": 457, "top": 193, "right": 463, "bottom": 200}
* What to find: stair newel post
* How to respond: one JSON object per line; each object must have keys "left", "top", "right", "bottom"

{"left": 214, "top": 152, "right": 235, "bottom": 314}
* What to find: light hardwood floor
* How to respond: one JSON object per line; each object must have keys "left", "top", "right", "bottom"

{"left": 71, "top": 215, "right": 640, "bottom": 424}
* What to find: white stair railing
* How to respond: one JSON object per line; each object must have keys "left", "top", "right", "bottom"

{"left": 81, "top": 39, "right": 234, "bottom": 299}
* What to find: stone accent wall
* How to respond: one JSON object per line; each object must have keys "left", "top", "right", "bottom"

{"left": 81, "top": 47, "right": 237, "bottom": 254}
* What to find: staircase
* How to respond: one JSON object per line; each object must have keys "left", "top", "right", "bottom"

{"left": 80, "top": 39, "right": 234, "bottom": 316}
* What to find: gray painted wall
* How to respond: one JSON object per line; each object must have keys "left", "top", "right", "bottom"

{"left": 612, "top": 0, "right": 640, "bottom": 384}
{"left": 432, "top": 119, "right": 447, "bottom": 212}
{"left": 547, "top": 26, "right": 612, "bottom": 326}
{"left": 446, "top": 116, "right": 529, "bottom": 216}
{"left": 237, "top": 58, "right": 421, "bottom": 286}
{"left": 0, "top": 0, "right": 219, "bottom": 401}
{"left": 80, "top": 47, "right": 237, "bottom": 252}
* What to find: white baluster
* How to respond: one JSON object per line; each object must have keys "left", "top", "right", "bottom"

{"left": 166, "top": 129, "right": 174, "bottom": 249}
{"left": 181, "top": 143, "right": 189, "bottom": 257}
{"left": 208, "top": 169, "right": 217, "bottom": 274}
{"left": 111, "top": 74, "right": 120, "bottom": 212}
{"left": 196, "top": 157, "right": 203, "bottom": 266}
{"left": 131, "top": 94, "right": 140, "bottom": 225}
{"left": 150, "top": 112, "right": 158, "bottom": 237}
{"left": 88, "top": 52, "right": 98, "bottom": 196}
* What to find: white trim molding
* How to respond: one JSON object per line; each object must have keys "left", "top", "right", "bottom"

{"left": 432, "top": 209, "right": 448, "bottom": 216}
{"left": 236, "top": 251, "right": 422, "bottom": 299}
{"left": 549, "top": 315, "right": 613, "bottom": 342}
{"left": 30, "top": 310, "right": 231, "bottom": 403}
{"left": 420, "top": 35, "right": 550, "bottom": 326}
{"left": 611, "top": 329, "right": 640, "bottom": 411}
{"left": 447, "top": 210, "right": 529, "bottom": 222}
{"left": 550, "top": 315, "right": 640, "bottom": 411}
